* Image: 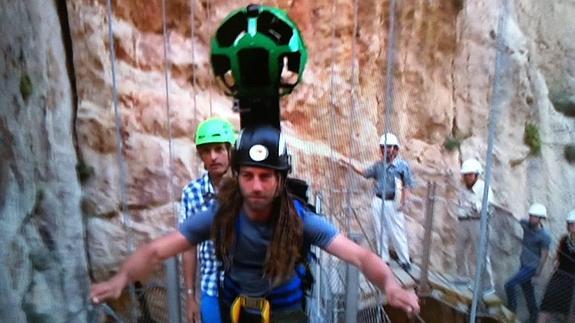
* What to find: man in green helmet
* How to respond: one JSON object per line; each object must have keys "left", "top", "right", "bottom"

{"left": 179, "top": 117, "right": 236, "bottom": 323}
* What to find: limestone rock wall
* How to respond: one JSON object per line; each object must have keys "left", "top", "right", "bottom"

{"left": 0, "top": 1, "right": 89, "bottom": 321}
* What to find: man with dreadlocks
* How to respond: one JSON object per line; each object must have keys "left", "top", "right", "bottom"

{"left": 90, "top": 126, "right": 420, "bottom": 322}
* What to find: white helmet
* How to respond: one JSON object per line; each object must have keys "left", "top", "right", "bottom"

{"left": 528, "top": 203, "right": 547, "bottom": 218}
{"left": 566, "top": 209, "right": 575, "bottom": 223}
{"left": 460, "top": 158, "right": 483, "bottom": 174}
{"left": 379, "top": 133, "right": 400, "bottom": 147}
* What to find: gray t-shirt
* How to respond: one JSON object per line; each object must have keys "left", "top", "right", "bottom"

{"left": 179, "top": 202, "right": 338, "bottom": 296}
{"left": 365, "top": 157, "right": 415, "bottom": 197}
{"left": 519, "top": 219, "right": 551, "bottom": 268}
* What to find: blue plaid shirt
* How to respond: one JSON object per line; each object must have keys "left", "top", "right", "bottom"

{"left": 180, "top": 173, "right": 219, "bottom": 297}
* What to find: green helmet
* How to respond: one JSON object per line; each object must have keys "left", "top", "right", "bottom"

{"left": 210, "top": 4, "right": 308, "bottom": 98}
{"left": 195, "top": 118, "right": 236, "bottom": 147}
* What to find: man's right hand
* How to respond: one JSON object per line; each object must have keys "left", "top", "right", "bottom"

{"left": 186, "top": 295, "right": 200, "bottom": 323}
{"left": 385, "top": 286, "right": 421, "bottom": 316}
{"left": 90, "top": 272, "right": 129, "bottom": 304}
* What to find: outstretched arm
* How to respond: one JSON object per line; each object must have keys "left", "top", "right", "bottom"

{"left": 90, "top": 231, "right": 192, "bottom": 303}
{"left": 351, "top": 163, "right": 366, "bottom": 177}
{"left": 337, "top": 159, "right": 369, "bottom": 178}
{"left": 324, "top": 234, "right": 420, "bottom": 314}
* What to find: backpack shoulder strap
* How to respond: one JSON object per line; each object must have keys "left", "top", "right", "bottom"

{"left": 292, "top": 198, "right": 306, "bottom": 219}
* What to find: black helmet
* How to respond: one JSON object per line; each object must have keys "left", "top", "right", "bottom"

{"left": 232, "top": 125, "right": 291, "bottom": 173}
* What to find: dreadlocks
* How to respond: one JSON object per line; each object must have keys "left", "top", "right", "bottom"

{"left": 211, "top": 176, "right": 242, "bottom": 271}
{"left": 211, "top": 173, "right": 304, "bottom": 284}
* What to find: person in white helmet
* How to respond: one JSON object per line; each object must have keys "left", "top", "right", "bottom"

{"left": 538, "top": 209, "right": 575, "bottom": 323}
{"left": 504, "top": 203, "right": 551, "bottom": 323}
{"left": 358, "top": 133, "right": 415, "bottom": 271}
{"left": 454, "top": 158, "right": 495, "bottom": 295}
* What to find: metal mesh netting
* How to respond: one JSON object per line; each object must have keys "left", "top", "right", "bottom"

{"left": 87, "top": 280, "right": 169, "bottom": 322}
{"left": 39, "top": 0, "right": 575, "bottom": 322}
{"left": 304, "top": 186, "right": 414, "bottom": 323}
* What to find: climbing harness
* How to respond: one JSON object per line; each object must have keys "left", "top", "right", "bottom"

{"left": 223, "top": 200, "right": 312, "bottom": 323}
{"left": 230, "top": 296, "right": 271, "bottom": 323}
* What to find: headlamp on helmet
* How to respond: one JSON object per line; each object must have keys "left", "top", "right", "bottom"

{"left": 232, "top": 125, "right": 291, "bottom": 174}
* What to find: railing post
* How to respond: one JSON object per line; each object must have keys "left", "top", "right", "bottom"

{"left": 344, "top": 232, "right": 362, "bottom": 323}
{"left": 419, "top": 182, "right": 437, "bottom": 296}
{"left": 310, "top": 194, "right": 324, "bottom": 323}
{"left": 164, "top": 257, "right": 182, "bottom": 323}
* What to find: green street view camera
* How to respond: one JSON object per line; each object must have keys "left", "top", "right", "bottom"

{"left": 210, "top": 4, "right": 308, "bottom": 129}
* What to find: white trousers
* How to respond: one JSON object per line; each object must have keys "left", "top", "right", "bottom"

{"left": 371, "top": 197, "right": 410, "bottom": 264}
{"left": 455, "top": 219, "right": 494, "bottom": 290}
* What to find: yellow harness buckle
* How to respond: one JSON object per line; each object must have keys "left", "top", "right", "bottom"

{"left": 230, "top": 295, "right": 271, "bottom": 323}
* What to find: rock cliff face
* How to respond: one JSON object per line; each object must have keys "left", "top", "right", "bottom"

{"left": 0, "top": 1, "right": 89, "bottom": 321}
{"left": 66, "top": 0, "right": 575, "bottom": 277}
{"left": 1, "top": 0, "right": 574, "bottom": 320}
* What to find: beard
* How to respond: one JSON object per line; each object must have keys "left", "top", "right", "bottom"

{"left": 244, "top": 194, "right": 275, "bottom": 212}
{"left": 238, "top": 172, "right": 283, "bottom": 217}
{"left": 207, "top": 162, "right": 227, "bottom": 175}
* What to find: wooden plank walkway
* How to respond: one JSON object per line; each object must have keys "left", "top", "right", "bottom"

{"left": 336, "top": 260, "right": 518, "bottom": 322}
{"left": 385, "top": 262, "right": 518, "bottom": 323}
